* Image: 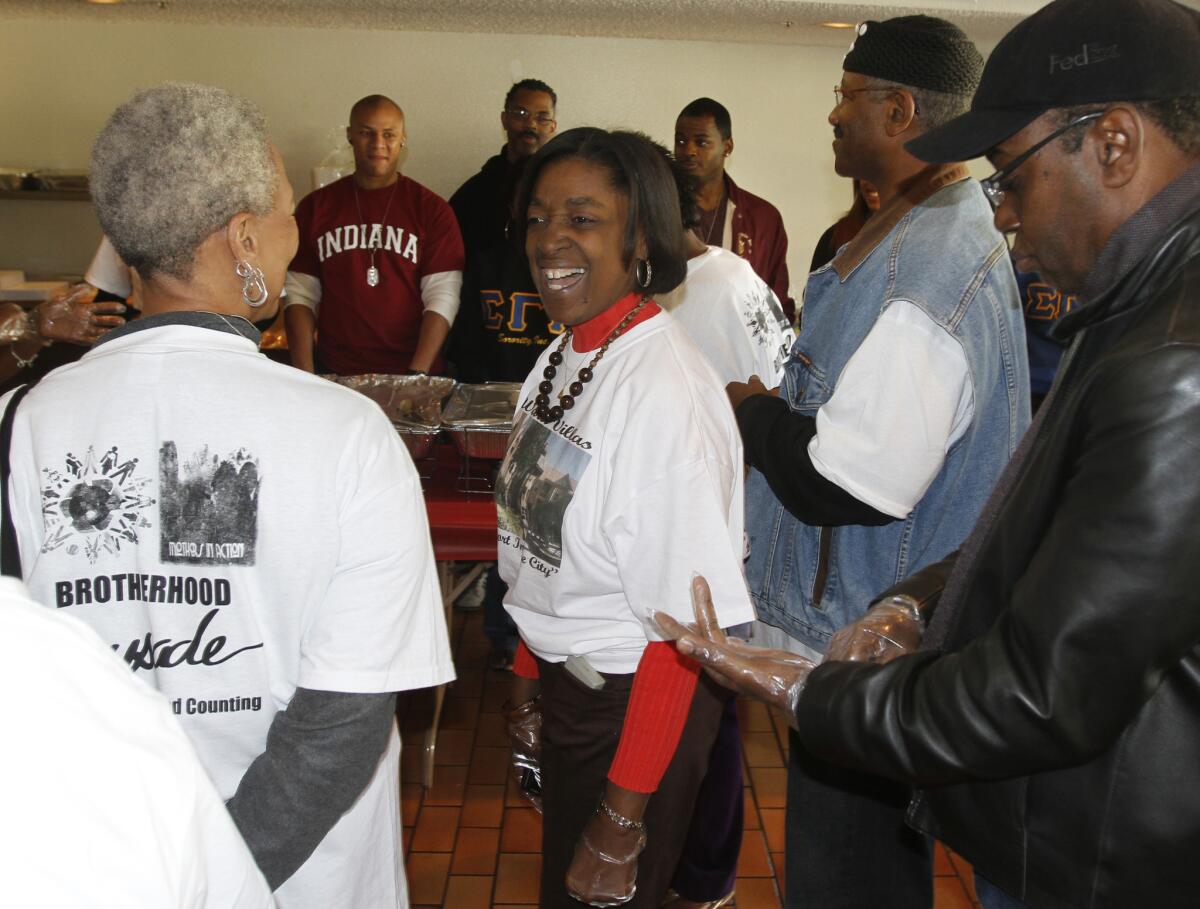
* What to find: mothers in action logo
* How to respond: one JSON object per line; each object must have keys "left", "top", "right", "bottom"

{"left": 160, "top": 442, "right": 259, "bottom": 566}
{"left": 41, "top": 445, "right": 156, "bottom": 564}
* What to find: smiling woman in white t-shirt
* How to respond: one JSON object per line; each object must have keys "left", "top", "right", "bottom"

{"left": 496, "top": 127, "right": 755, "bottom": 908}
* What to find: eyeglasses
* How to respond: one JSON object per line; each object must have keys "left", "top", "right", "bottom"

{"left": 832, "top": 85, "right": 902, "bottom": 105}
{"left": 980, "top": 111, "right": 1103, "bottom": 212}
{"left": 504, "top": 107, "right": 556, "bottom": 126}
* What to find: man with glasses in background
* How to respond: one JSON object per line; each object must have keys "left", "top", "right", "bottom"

{"left": 667, "top": 1, "right": 1200, "bottom": 907}
{"left": 451, "top": 79, "right": 557, "bottom": 257}
{"left": 725, "top": 15, "right": 1029, "bottom": 908}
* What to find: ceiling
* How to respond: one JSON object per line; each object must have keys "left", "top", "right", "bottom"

{"left": 2, "top": 0, "right": 1075, "bottom": 46}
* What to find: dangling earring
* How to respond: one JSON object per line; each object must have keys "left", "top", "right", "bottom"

{"left": 635, "top": 258, "right": 653, "bottom": 289}
{"left": 236, "top": 260, "right": 269, "bottom": 308}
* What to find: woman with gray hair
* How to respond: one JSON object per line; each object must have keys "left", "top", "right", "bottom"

{"left": 0, "top": 83, "right": 453, "bottom": 907}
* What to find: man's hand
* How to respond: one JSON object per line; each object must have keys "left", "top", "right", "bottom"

{"left": 824, "top": 597, "right": 923, "bottom": 665}
{"left": 565, "top": 785, "right": 647, "bottom": 907}
{"left": 653, "top": 576, "right": 814, "bottom": 724}
{"left": 37, "top": 284, "right": 126, "bottom": 346}
{"left": 726, "top": 375, "right": 778, "bottom": 412}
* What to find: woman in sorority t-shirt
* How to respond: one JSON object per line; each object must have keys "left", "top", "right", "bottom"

{"left": 496, "top": 128, "right": 755, "bottom": 908}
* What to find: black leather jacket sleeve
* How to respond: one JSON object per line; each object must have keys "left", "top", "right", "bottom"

{"left": 795, "top": 343, "right": 1200, "bottom": 786}
{"left": 869, "top": 552, "right": 957, "bottom": 625}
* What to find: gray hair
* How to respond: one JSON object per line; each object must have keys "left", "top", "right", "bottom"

{"left": 862, "top": 76, "right": 971, "bottom": 132}
{"left": 90, "top": 83, "right": 276, "bottom": 281}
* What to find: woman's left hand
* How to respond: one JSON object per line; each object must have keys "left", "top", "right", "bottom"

{"left": 37, "top": 284, "right": 126, "bottom": 346}
{"left": 565, "top": 802, "right": 646, "bottom": 907}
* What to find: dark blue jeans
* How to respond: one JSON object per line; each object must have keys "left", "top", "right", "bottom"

{"left": 975, "top": 876, "right": 1030, "bottom": 909}
{"left": 670, "top": 693, "right": 743, "bottom": 900}
{"left": 482, "top": 565, "right": 517, "bottom": 654}
{"left": 786, "top": 729, "right": 931, "bottom": 908}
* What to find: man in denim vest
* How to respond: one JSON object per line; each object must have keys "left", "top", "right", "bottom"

{"left": 726, "top": 15, "right": 1030, "bottom": 908}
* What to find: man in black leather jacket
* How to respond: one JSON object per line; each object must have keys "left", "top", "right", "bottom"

{"left": 655, "top": 1, "right": 1200, "bottom": 907}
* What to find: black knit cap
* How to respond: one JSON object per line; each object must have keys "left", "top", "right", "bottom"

{"left": 842, "top": 15, "right": 984, "bottom": 96}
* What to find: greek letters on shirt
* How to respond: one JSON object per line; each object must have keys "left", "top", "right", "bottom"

{"left": 481, "top": 289, "right": 566, "bottom": 343}
{"left": 1024, "top": 281, "right": 1076, "bottom": 321}
{"left": 316, "top": 223, "right": 419, "bottom": 265}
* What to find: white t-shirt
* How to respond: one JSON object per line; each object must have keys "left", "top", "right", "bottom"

{"left": 808, "top": 301, "right": 974, "bottom": 519}
{"left": 6, "top": 321, "right": 455, "bottom": 909}
{"left": 496, "top": 310, "right": 755, "bottom": 674}
{"left": 656, "top": 246, "right": 796, "bottom": 385}
{"left": 0, "top": 576, "right": 274, "bottom": 909}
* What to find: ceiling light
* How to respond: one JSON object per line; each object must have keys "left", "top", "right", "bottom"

{"left": 85, "top": 0, "right": 124, "bottom": 5}
{"left": 821, "top": 22, "right": 857, "bottom": 29}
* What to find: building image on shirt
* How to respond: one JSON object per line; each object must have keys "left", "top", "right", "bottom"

{"left": 159, "top": 442, "right": 259, "bottom": 566}
{"left": 495, "top": 415, "right": 591, "bottom": 568}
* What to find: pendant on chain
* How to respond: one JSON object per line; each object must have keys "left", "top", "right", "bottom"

{"left": 367, "top": 265, "right": 380, "bottom": 287}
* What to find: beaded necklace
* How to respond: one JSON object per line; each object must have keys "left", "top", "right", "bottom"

{"left": 533, "top": 295, "right": 650, "bottom": 424}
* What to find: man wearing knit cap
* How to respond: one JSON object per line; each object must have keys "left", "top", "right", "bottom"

{"left": 725, "top": 13, "right": 1029, "bottom": 909}
{"left": 666, "top": 1, "right": 1200, "bottom": 907}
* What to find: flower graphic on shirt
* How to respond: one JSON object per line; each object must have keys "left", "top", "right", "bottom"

{"left": 60, "top": 479, "right": 121, "bottom": 531}
{"left": 41, "top": 445, "right": 156, "bottom": 564}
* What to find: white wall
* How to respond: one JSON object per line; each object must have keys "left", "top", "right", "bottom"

{"left": 0, "top": 17, "right": 868, "bottom": 289}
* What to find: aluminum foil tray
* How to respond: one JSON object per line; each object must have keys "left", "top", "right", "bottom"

{"left": 394, "top": 425, "right": 439, "bottom": 460}
{"left": 442, "top": 383, "right": 522, "bottom": 460}
{"left": 325, "top": 373, "right": 456, "bottom": 427}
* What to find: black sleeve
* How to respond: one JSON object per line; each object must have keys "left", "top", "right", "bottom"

{"left": 225, "top": 687, "right": 397, "bottom": 890}
{"left": 736, "top": 394, "right": 897, "bottom": 527}
{"left": 447, "top": 259, "right": 488, "bottom": 383}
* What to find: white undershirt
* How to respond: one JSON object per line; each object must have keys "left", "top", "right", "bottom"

{"left": 283, "top": 269, "right": 462, "bottom": 324}
{"left": 807, "top": 301, "right": 974, "bottom": 519}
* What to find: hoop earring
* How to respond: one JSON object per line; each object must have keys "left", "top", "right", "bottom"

{"left": 635, "top": 258, "right": 653, "bottom": 289}
{"left": 236, "top": 260, "right": 269, "bottom": 308}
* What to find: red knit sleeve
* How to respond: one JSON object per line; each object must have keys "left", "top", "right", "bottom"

{"left": 607, "top": 641, "right": 701, "bottom": 793}
{"left": 512, "top": 639, "right": 540, "bottom": 679}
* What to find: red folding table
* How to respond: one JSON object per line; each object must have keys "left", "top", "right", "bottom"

{"left": 420, "top": 443, "right": 499, "bottom": 787}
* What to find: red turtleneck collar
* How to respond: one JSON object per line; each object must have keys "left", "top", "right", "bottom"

{"left": 571, "top": 291, "right": 660, "bottom": 353}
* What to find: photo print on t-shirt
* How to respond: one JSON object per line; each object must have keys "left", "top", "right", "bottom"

{"left": 159, "top": 442, "right": 259, "bottom": 566}
{"left": 41, "top": 445, "right": 156, "bottom": 564}
{"left": 742, "top": 283, "right": 794, "bottom": 377}
{"left": 495, "top": 416, "right": 591, "bottom": 569}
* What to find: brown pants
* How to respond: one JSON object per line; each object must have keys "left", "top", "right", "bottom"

{"left": 537, "top": 655, "right": 726, "bottom": 909}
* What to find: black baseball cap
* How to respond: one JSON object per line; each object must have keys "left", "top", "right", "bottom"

{"left": 907, "top": 0, "right": 1200, "bottom": 163}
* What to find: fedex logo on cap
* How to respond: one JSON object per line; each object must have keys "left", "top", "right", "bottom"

{"left": 1050, "top": 43, "right": 1120, "bottom": 74}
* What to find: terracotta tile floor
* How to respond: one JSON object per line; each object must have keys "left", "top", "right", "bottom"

{"left": 399, "top": 609, "right": 981, "bottom": 908}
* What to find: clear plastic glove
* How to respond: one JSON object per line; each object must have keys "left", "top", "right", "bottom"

{"left": 37, "top": 283, "right": 126, "bottom": 346}
{"left": 824, "top": 597, "right": 923, "bottom": 665}
{"left": 0, "top": 304, "right": 38, "bottom": 345}
{"left": 565, "top": 805, "right": 646, "bottom": 907}
{"left": 653, "top": 575, "right": 815, "bottom": 726}
{"left": 503, "top": 696, "right": 543, "bottom": 813}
